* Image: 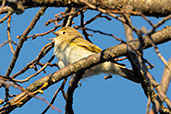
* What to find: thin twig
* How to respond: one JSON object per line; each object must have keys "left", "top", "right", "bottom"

{"left": 147, "top": 34, "right": 171, "bottom": 73}
{"left": 80, "top": 11, "right": 92, "bottom": 42}
{"left": 147, "top": 72, "right": 171, "bottom": 110}
{"left": 79, "top": 0, "right": 125, "bottom": 23}
{"left": 0, "top": 0, "right": 6, "bottom": 14}
{"left": 13, "top": 63, "right": 49, "bottom": 83}
{"left": 80, "top": 1, "right": 142, "bottom": 38}
{"left": 25, "top": 26, "right": 60, "bottom": 39}
{"left": 146, "top": 98, "right": 151, "bottom": 114}
{"left": 10, "top": 42, "right": 54, "bottom": 79}
{"left": 3, "top": 14, "right": 15, "bottom": 103}
{"left": 86, "top": 27, "right": 124, "bottom": 42}
{"left": 12, "top": 56, "right": 55, "bottom": 83}
{"left": 160, "top": 57, "right": 171, "bottom": 94}
{"left": 84, "top": 12, "right": 111, "bottom": 25}
{"left": 45, "top": 7, "right": 87, "bottom": 26}
{"left": 62, "top": 7, "right": 76, "bottom": 27}
{"left": 0, "top": 6, "right": 14, "bottom": 14}
{"left": 0, "top": 79, "right": 60, "bottom": 112}
{"left": 120, "top": 14, "right": 134, "bottom": 41}
{"left": 0, "top": 11, "right": 14, "bottom": 24}
{"left": 153, "top": 15, "right": 171, "bottom": 29}
{"left": 5, "top": 7, "right": 48, "bottom": 77}
{"left": 41, "top": 78, "right": 67, "bottom": 114}
{"left": 114, "top": 57, "right": 127, "bottom": 61}
{"left": 0, "top": 40, "right": 17, "bottom": 48}
{"left": 141, "top": 14, "right": 154, "bottom": 27}
{"left": 37, "top": 62, "right": 58, "bottom": 67}
{"left": 141, "top": 14, "right": 171, "bottom": 33}
{"left": 7, "top": 14, "right": 15, "bottom": 54}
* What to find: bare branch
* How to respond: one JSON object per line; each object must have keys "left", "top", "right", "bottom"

{"left": 7, "top": 14, "right": 14, "bottom": 54}
{"left": 4, "top": 0, "right": 171, "bottom": 17}
{"left": 25, "top": 26, "right": 59, "bottom": 39}
{"left": 0, "top": 11, "right": 14, "bottom": 24}
{"left": 120, "top": 14, "right": 134, "bottom": 41}
{"left": 0, "top": 40, "right": 17, "bottom": 48}
{"left": 5, "top": 7, "right": 48, "bottom": 77}
{"left": 160, "top": 57, "right": 171, "bottom": 94}
{"left": 1, "top": 26, "right": 171, "bottom": 113}
{"left": 0, "top": 1, "right": 171, "bottom": 114}
{"left": 0, "top": 0, "right": 6, "bottom": 14}
{"left": 61, "top": 7, "right": 76, "bottom": 27}
{"left": 10, "top": 41, "right": 54, "bottom": 79}
{"left": 41, "top": 79, "right": 67, "bottom": 114}
{"left": 12, "top": 56, "right": 55, "bottom": 83}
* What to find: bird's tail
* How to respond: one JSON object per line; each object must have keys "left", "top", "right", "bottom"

{"left": 84, "top": 61, "right": 140, "bottom": 83}
{"left": 102, "top": 62, "right": 140, "bottom": 83}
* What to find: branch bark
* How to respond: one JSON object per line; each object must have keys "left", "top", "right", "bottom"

{"left": 3, "top": 0, "right": 171, "bottom": 17}
{"left": 160, "top": 57, "right": 171, "bottom": 94}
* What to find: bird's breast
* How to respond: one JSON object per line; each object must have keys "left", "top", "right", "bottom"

{"left": 54, "top": 42, "right": 95, "bottom": 66}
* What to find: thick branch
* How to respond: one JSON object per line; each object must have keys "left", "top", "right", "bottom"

{"left": 160, "top": 57, "right": 171, "bottom": 94}
{"left": 3, "top": 0, "right": 171, "bottom": 17}
{"left": 0, "top": 26, "right": 171, "bottom": 113}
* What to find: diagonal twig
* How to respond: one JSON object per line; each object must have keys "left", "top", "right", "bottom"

{"left": 7, "top": 14, "right": 15, "bottom": 54}
{"left": 0, "top": 11, "right": 14, "bottom": 24}
{"left": 12, "top": 55, "right": 55, "bottom": 83}
{"left": 120, "top": 13, "right": 134, "bottom": 41}
{"left": 5, "top": 7, "right": 48, "bottom": 77}
{"left": 41, "top": 78, "right": 67, "bottom": 114}
{"left": 10, "top": 41, "right": 54, "bottom": 79}
{"left": 160, "top": 57, "right": 171, "bottom": 94}
{"left": 0, "top": 40, "right": 17, "bottom": 48}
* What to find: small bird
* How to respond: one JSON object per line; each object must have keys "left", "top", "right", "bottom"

{"left": 53, "top": 27, "right": 140, "bottom": 83}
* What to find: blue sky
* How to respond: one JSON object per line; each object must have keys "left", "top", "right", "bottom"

{"left": 0, "top": 7, "right": 171, "bottom": 114}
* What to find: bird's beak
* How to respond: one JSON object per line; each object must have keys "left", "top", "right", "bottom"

{"left": 52, "top": 31, "right": 59, "bottom": 36}
{"left": 49, "top": 31, "right": 59, "bottom": 41}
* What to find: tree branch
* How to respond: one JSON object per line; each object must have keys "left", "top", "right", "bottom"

{"left": 3, "top": 0, "right": 171, "bottom": 17}
{"left": 0, "top": 26, "right": 171, "bottom": 113}
{"left": 160, "top": 57, "right": 171, "bottom": 94}
{"left": 5, "top": 6, "right": 47, "bottom": 77}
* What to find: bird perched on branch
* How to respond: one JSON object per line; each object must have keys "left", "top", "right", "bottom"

{"left": 53, "top": 27, "right": 140, "bottom": 83}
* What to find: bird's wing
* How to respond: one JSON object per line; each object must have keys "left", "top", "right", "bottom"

{"left": 70, "top": 37, "right": 102, "bottom": 53}
{"left": 70, "top": 37, "right": 126, "bottom": 68}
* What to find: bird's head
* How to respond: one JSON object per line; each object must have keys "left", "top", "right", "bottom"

{"left": 52, "top": 27, "right": 83, "bottom": 41}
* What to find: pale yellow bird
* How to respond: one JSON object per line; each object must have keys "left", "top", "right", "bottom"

{"left": 53, "top": 27, "right": 140, "bottom": 83}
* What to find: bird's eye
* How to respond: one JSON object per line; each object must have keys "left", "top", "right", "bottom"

{"left": 63, "top": 31, "right": 66, "bottom": 34}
